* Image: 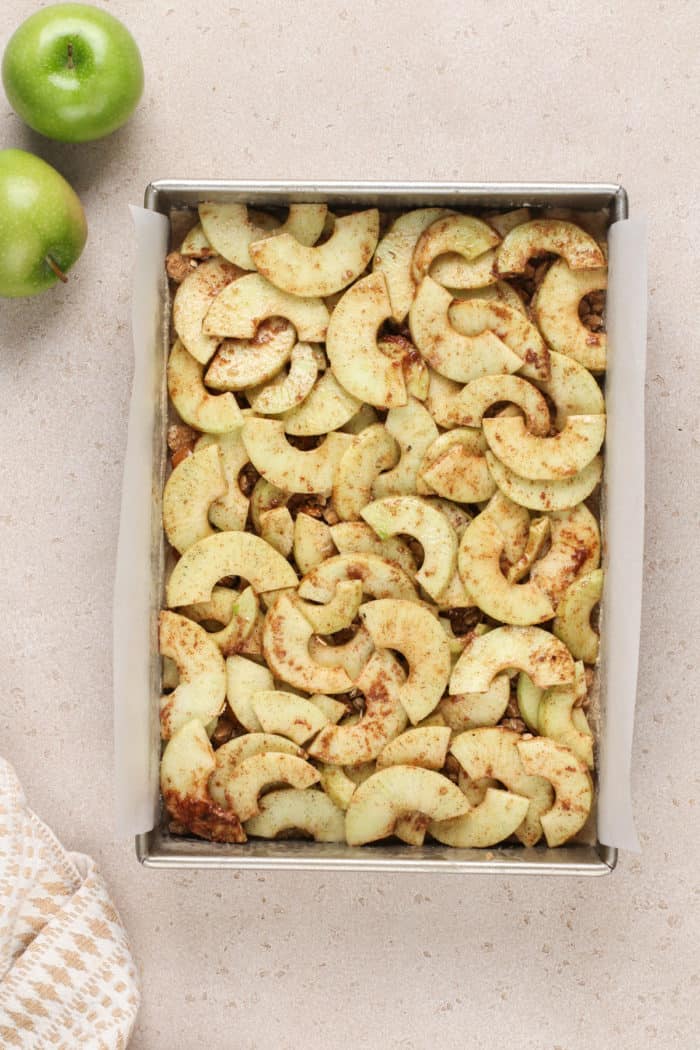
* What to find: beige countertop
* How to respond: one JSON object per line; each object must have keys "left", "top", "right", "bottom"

{"left": 1, "top": 1, "right": 698, "bottom": 1047}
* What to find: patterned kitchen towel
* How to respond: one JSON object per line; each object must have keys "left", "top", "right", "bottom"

{"left": 0, "top": 757, "right": 140, "bottom": 1048}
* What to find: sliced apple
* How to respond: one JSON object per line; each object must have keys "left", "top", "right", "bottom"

{"left": 248, "top": 343, "right": 319, "bottom": 415}
{"left": 495, "top": 219, "right": 605, "bottom": 275}
{"left": 449, "top": 298, "right": 550, "bottom": 381}
{"left": 535, "top": 350, "right": 605, "bottom": 431}
{"left": 372, "top": 398, "right": 440, "bottom": 497}
{"left": 417, "top": 428, "right": 495, "bottom": 503}
{"left": 506, "top": 517, "right": 551, "bottom": 584}
{"left": 294, "top": 579, "right": 363, "bottom": 635}
{"left": 373, "top": 207, "right": 454, "bottom": 321}
{"left": 485, "top": 491, "right": 531, "bottom": 562}
{"left": 159, "top": 611, "right": 226, "bottom": 739}
{"left": 223, "top": 752, "right": 320, "bottom": 820}
{"left": 173, "top": 257, "right": 244, "bottom": 364}
{"left": 516, "top": 737, "right": 593, "bottom": 846}
{"left": 204, "top": 273, "right": 329, "bottom": 341}
{"left": 209, "top": 732, "right": 305, "bottom": 807}
{"left": 530, "top": 505, "right": 601, "bottom": 604}
{"left": 412, "top": 213, "right": 500, "bottom": 282}
{"left": 308, "top": 693, "right": 348, "bottom": 723}
{"left": 180, "top": 222, "right": 214, "bottom": 259}
{"left": 429, "top": 787, "right": 530, "bottom": 847}
{"left": 167, "top": 531, "right": 297, "bottom": 606}
{"left": 293, "top": 513, "right": 336, "bottom": 575}
{"left": 205, "top": 322, "right": 296, "bottom": 391}
{"left": 332, "top": 423, "right": 399, "bottom": 521}
{"left": 361, "top": 496, "right": 457, "bottom": 601}
{"left": 318, "top": 764, "right": 358, "bottom": 810}
{"left": 450, "top": 280, "right": 527, "bottom": 315}
{"left": 359, "top": 599, "right": 451, "bottom": 724}
{"left": 378, "top": 336, "right": 430, "bottom": 400}
{"left": 533, "top": 259, "right": 607, "bottom": 372}
{"left": 195, "top": 431, "right": 250, "bottom": 532}
{"left": 225, "top": 654, "right": 272, "bottom": 731}
{"left": 245, "top": 787, "right": 346, "bottom": 842}
{"left": 250, "top": 478, "right": 288, "bottom": 531}
{"left": 450, "top": 626, "right": 575, "bottom": 694}
{"left": 438, "top": 673, "right": 510, "bottom": 730}
{"left": 484, "top": 414, "right": 605, "bottom": 480}
{"left": 448, "top": 374, "right": 551, "bottom": 434}
{"left": 258, "top": 506, "right": 294, "bottom": 558}
{"left": 342, "top": 403, "right": 380, "bottom": 434}
{"left": 167, "top": 340, "right": 244, "bottom": 434}
{"left": 325, "top": 272, "right": 406, "bottom": 408}
{"left": 486, "top": 451, "right": 603, "bottom": 512}
{"left": 298, "top": 553, "right": 419, "bottom": 604}
{"left": 376, "top": 726, "right": 451, "bottom": 770}
{"left": 425, "top": 497, "right": 473, "bottom": 538}
{"left": 284, "top": 370, "right": 361, "bottom": 436}
{"left": 162, "top": 444, "right": 226, "bottom": 554}
{"left": 516, "top": 672, "right": 542, "bottom": 732}
{"left": 262, "top": 593, "right": 354, "bottom": 694}
{"left": 430, "top": 248, "right": 498, "bottom": 290}
{"left": 242, "top": 418, "right": 352, "bottom": 495}
{"left": 424, "top": 366, "right": 465, "bottom": 428}
{"left": 553, "top": 568, "right": 603, "bottom": 664}
{"left": 199, "top": 203, "right": 327, "bottom": 269}
{"left": 237, "top": 611, "right": 265, "bottom": 657}
{"left": 330, "top": 522, "right": 417, "bottom": 578}
{"left": 181, "top": 584, "right": 258, "bottom": 657}
{"left": 308, "top": 627, "right": 375, "bottom": 681}
{"left": 538, "top": 662, "right": 594, "bottom": 769}
{"left": 251, "top": 690, "right": 330, "bottom": 745}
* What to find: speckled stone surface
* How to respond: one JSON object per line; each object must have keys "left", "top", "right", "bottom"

{"left": 0, "top": 1, "right": 698, "bottom": 1047}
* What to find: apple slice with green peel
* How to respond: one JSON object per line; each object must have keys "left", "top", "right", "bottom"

{"left": 332, "top": 423, "right": 399, "bottom": 521}
{"left": 372, "top": 398, "right": 439, "bottom": 498}
{"left": 538, "top": 663, "right": 594, "bottom": 769}
{"left": 516, "top": 737, "right": 593, "bottom": 846}
{"left": 450, "top": 626, "right": 575, "bottom": 695}
{"left": 299, "top": 553, "right": 419, "bottom": 604}
{"left": 245, "top": 788, "right": 346, "bottom": 842}
{"left": 203, "top": 272, "right": 329, "bottom": 341}
{"left": 345, "top": 766, "right": 471, "bottom": 846}
{"left": 417, "top": 429, "right": 495, "bottom": 503}
{"left": 484, "top": 414, "right": 605, "bottom": 480}
{"left": 223, "top": 752, "right": 320, "bottom": 821}
{"left": 533, "top": 259, "right": 607, "bottom": 372}
{"left": 376, "top": 726, "right": 451, "bottom": 770}
{"left": 553, "top": 568, "right": 604, "bottom": 663}
{"left": 251, "top": 690, "right": 331, "bottom": 745}
{"left": 167, "top": 340, "right": 244, "bottom": 434}
{"left": 516, "top": 673, "right": 542, "bottom": 732}
{"left": 247, "top": 343, "right": 319, "bottom": 414}
{"left": 486, "top": 451, "right": 603, "bottom": 512}
{"left": 195, "top": 431, "right": 250, "bottom": 532}
{"left": 209, "top": 733, "right": 306, "bottom": 807}
{"left": 535, "top": 350, "right": 605, "bottom": 430}
{"left": 294, "top": 579, "right": 363, "bottom": 635}
{"left": 447, "top": 374, "right": 551, "bottom": 434}
{"left": 530, "top": 505, "right": 601, "bottom": 604}
{"left": 308, "top": 627, "right": 375, "bottom": 681}
{"left": 308, "top": 650, "right": 409, "bottom": 765}
{"left": 325, "top": 272, "right": 406, "bottom": 408}
{"left": 250, "top": 209, "right": 379, "bottom": 296}
{"left": 438, "top": 674, "right": 510, "bottom": 730}
{"left": 181, "top": 584, "right": 258, "bottom": 657}
{"left": 373, "top": 207, "right": 454, "bottom": 322}
{"left": 361, "top": 496, "right": 457, "bottom": 602}
{"left": 173, "top": 257, "right": 244, "bottom": 364}
{"left": 205, "top": 322, "right": 296, "bottom": 391}
{"left": 159, "top": 611, "right": 226, "bottom": 739}
{"left": 430, "top": 787, "right": 530, "bottom": 847}
{"left": 180, "top": 223, "right": 214, "bottom": 258}
{"left": 319, "top": 764, "right": 358, "bottom": 810}
{"left": 225, "top": 655, "right": 273, "bottom": 731}
{"left": 293, "top": 513, "right": 336, "bottom": 575}
{"left": 162, "top": 444, "right": 226, "bottom": 554}
{"left": 284, "top": 370, "right": 361, "bottom": 436}
{"left": 167, "top": 531, "right": 297, "bottom": 606}
{"left": 449, "top": 298, "right": 550, "bottom": 382}
{"left": 258, "top": 506, "right": 294, "bottom": 558}
{"left": 430, "top": 248, "right": 498, "bottom": 290}
{"left": 457, "top": 511, "right": 555, "bottom": 626}
{"left": 410, "top": 277, "right": 522, "bottom": 383}
{"left": 359, "top": 599, "right": 451, "bottom": 724}
{"left": 412, "top": 214, "right": 500, "bottom": 282}
{"left": 199, "top": 203, "right": 327, "bottom": 269}
{"left": 495, "top": 219, "right": 605, "bottom": 275}
{"left": 242, "top": 418, "right": 352, "bottom": 495}
{"left": 262, "top": 594, "right": 354, "bottom": 694}
{"left": 506, "top": 517, "right": 551, "bottom": 584}
{"left": 329, "top": 522, "right": 417, "bottom": 578}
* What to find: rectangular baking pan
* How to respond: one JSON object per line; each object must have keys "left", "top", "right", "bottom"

{"left": 132, "top": 180, "right": 632, "bottom": 875}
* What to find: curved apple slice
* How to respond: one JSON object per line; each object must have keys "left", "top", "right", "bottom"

{"left": 209, "top": 733, "right": 306, "bottom": 808}
{"left": 245, "top": 788, "right": 346, "bottom": 841}
{"left": 163, "top": 444, "right": 226, "bottom": 554}
{"left": 293, "top": 513, "right": 336, "bottom": 575}
{"left": 533, "top": 259, "right": 607, "bottom": 372}
{"left": 195, "top": 432, "right": 249, "bottom": 532}
{"left": 333, "top": 423, "right": 399, "bottom": 521}
{"left": 308, "top": 650, "right": 409, "bottom": 765}
{"left": 372, "top": 398, "right": 439, "bottom": 498}
{"left": 516, "top": 672, "right": 542, "bottom": 732}
{"left": 247, "top": 343, "right": 319, "bottom": 415}
{"left": 535, "top": 350, "right": 605, "bottom": 430}
{"left": 424, "top": 366, "right": 464, "bottom": 428}
{"left": 430, "top": 248, "right": 498, "bottom": 290}
{"left": 225, "top": 654, "right": 272, "bottom": 731}
{"left": 373, "top": 207, "right": 454, "bottom": 322}
{"left": 258, "top": 506, "right": 294, "bottom": 558}
{"left": 284, "top": 370, "right": 362, "bottom": 436}
{"left": 159, "top": 611, "right": 226, "bottom": 739}
{"left": 486, "top": 208, "right": 533, "bottom": 237}
{"left": 294, "top": 579, "right": 363, "bottom": 635}
{"left": 361, "top": 496, "right": 457, "bottom": 602}
{"left": 167, "top": 340, "right": 244, "bottom": 434}
{"left": 319, "top": 764, "right": 358, "bottom": 810}
{"left": 495, "top": 219, "right": 605, "bottom": 275}
{"left": 180, "top": 223, "right": 214, "bottom": 259}
{"left": 251, "top": 690, "right": 330, "bottom": 745}
{"left": 417, "top": 428, "right": 495, "bottom": 503}
{"left": 376, "top": 726, "right": 451, "bottom": 770}
{"left": 448, "top": 374, "right": 551, "bottom": 434}
{"left": 345, "top": 766, "right": 471, "bottom": 845}
{"left": 486, "top": 451, "right": 603, "bottom": 512}
{"left": 516, "top": 737, "right": 593, "bottom": 846}
{"left": 199, "top": 203, "right": 327, "bottom": 269}
{"left": 430, "top": 787, "right": 530, "bottom": 847}
{"left": 484, "top": 414, "right": 605, "bottom": 480}
{"left": 553, "top": 568, "right": 604, "bottom": 663}
{"left": 298, "top": 553, "right": 418, "bottom": 604}
{"left": 329, "top": 522, "right": 417, "bottom": 578}
{"left": 451, "top": 280, "right": 527, "bottom": 315}
{"left": 485, "top": 490, "right": 531, "bottom": 563}
{"left": 412, "top": 214, "right": 500, "bottom": 282}
{"left": 450, "top": 626, "right": 575, "bottom": 695}
{"left": 449, "top": 298, "right": 550, "bottom": 381}
{"left": 242, "top": 418, "right": 351, "bottom": 495}
{"left": 250, "top": 209, "right": 379, "bottom": 296}
{"left": 438, "top": 674, "right": 510, "bottom": 730}
{"left": 166, "top": 531, "right": 297, "bottom": 607}
{"left": 223, "top": 753, "right": 320, "bottom": 821}
{"left": 204, "top": 273, "right": 329, "bottom": 341}
{"left": 181, "top": 585, "right": 258, "bottom": 657}
{"left": 409, "top": 277, "right": 522, "bottom": 383}
{"left": 342, "top": 403, "right": 379, "bottom": 434}
{"left": 506, "top": 516, "right": 551, "bottom": 584}
{"left": 530, "top": 504, "right": 601, "bottom": 604}
{"left": 359, "top": 599, "right": 451, "bottom": 724}
{"left": 173, "top": 257, "right": 244, "bottom": 364}
{"left": 308, "top": 627, "right": 375, "bottom": 681}
{"left": 205, "top": 322, "right": 296, "bottom": 391}
{"left": 377, "top": 336, "right": 430, "bottom": 400}
{"left": 326, "top": 272, "right": 406, "bottom": 408}
{"left": 538, "top": 663, "right": 594, "bottom": 769}
{"left": 262, "top": 594, "right": 354, "bottom": 694}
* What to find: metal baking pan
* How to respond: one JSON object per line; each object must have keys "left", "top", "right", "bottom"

{"left": 134, "top": 180, "right": 630, "bottom": 875}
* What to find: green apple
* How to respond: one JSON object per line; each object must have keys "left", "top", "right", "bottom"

{"left": 2, "top": 4, "right": 144, "bottom": 143}
{"left": 0, "top": 149, "right": 87, "bottom": 298}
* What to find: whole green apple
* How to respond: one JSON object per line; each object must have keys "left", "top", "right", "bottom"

{"left": 0, "top": 149, "right": 87, "bottom": 298}
{"left": 2, "top": 4, "right": 144, "bottom": 143}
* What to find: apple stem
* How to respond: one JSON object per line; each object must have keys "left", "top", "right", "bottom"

{"left": 46, "top": 256, "right": 68, "bottom": 284}
{"left": 67, "top": 41, "right": 74, "bottom": 69}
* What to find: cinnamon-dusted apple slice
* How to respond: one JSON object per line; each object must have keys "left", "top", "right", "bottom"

{"left": 173, "top": 257, "right": 244, "bottom": 364}
{"left": 181, "top": 585, "right": 258, "bottom": 657}
{"left": 533, "top": 259, "right": 607, "bottom": 372}
{"left": 223, "top": 753, "right": 320, "bottom": 821}
{"left": 245, "top": 788, "right": 346, "bottom": 842}
{"left": 516, "top": 672, "right": 542, "bottom": 732}
{"left": 373, "top": 207, "right": 454, "bottom": 321}
{"left": 495, "top": 219, "right": 605, "bottom": 275}
{"left": 538, "top": 662, "right": 594, "bottom": 769}
{"left": 168, "top": 340, "right": 244, "bottom": 434}
{"left": 359, "top": 599, "right": 451, "bottom": 723}
{"left": 486, "top": 452, "right": 603, "bottom": 512}
{"left": 262, "top": 593, "right": 354, "bottom": 694}
{"left": 250, "top": 478, "right": 289, "bottom": 532}
{"left": 204, "top": 273, "right": 329, "bottom": 341}
{"left": 535, "top": 350, "right": 605, "bottom": 430}
{"left": 516, "top": 737, "right": 593, "bottom": 846}
{"left": 195, "top": 431, "right": 250, "bottom": 532}
{"left": 293, "top": 513, "right": 336, "bottom": 575}
{"left": 530, "top": 504, "right": 601, "bottom": 604}
{"left": 294, "top": 579, "right": 363, "bottom": 635}
{"left": 251, "top": 209, "right": 379, "bottom": 296}
{"left": 247, "top": 342, "right": 319, "bottom": 415}
{"left": 284, "top": 370, "right": 361, "bottom": 436}
{"left": 318, "top": 764, "right": 358, "bottom": 810}
{"left": 205, "top": 321, "right": 296, "bottom": 391}
{"left": 361, "top": 496, "right": 457, "bottom": 602}
{"left": 412, "top": 213, "right": 500, "bottom": 282}
{"left": 209, "top": 733, "right": 306, "bottom": 808}
{"left": 429, "top": 786, "right": 530, "bottom": 848}
{"left": 329, "top": 522, "right": 417, "bottom": 578}
{"left": 325, "top": 272, "right": 406, "bottom": 407}
{"left": 372, "top": 398, "right": 439, "bottom": 497}
{"left": 484, "top": 490, "right": 530, "bottom": 563}
{"left": 251, "top": 691, "right": 332, "bottom": 745}
{"left": 333, "top": 423, "right": 399, "bottom": 521}
{"left": 162, "top": 444, "right": 226, "bottom": 554}
{"left": 199, "top": 203, "right": 327, "bottom": 269}
{"left": 225, "top": 654, "right": 273, "bottom": 732}
{"left": 342, "top": 403, "right": 380, "bottom": 434}
{"left": 553, "top": 568, "right": 604, "bottom": 663}
{"left": 159, "top": 611, "right": 226, "bottom": 739}
{"left": 450, "top": 280, "right": 527, "bottom": 316}
{"left": 483, "top": 414, "right": 605, "bottom": 480}
{"left": 430, "top": 248, "right": 498, "bottom": 290}
{"left": 448, "top": 298, "right": 550, "bottom": 381}
{"left": 298, "top": 553, "right": 419, "bottom": 604}
{"left": 486, "top": 207, "right": 533, "bottom": 237}
{"left": 417, "top": 428, "right": 495, "bottom": 503}
{"left": 166, "top": 531, "right": 298, "bottom": 607}
{"left": 378, "top": 336, "right": 430, "bottom": 400}
{"left": 180, "top": 222, "right": 214, "bottom": 259}
{"left": 437, "top": 674, "right": 510, "bottom": 730}
{"left": 258, "top": 506, "right": 294, "bottom": 558}
{"left": 447, "top": 374, "right": 551, "bottom": 434}
{"left": 450, "top": 626, "right": 575, "bottom": 695}
{"left": 242, "top": 418, "right": 352, "bottom": 495}
{"left": 409, "top": 277, "right": 522, "bottom": 383}
{"left": 345, "top": 766, "right": 471, "bottom": 846}
{"left": 308, "top": 627, "right": 375, "bottom": 682}
{"left": 376, "top": 726, "right": 451, "bottom": 771}
{"left": 506, "top": 516, "right": 551, "bottom": 584}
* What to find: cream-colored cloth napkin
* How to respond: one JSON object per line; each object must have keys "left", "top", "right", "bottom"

{"left": 0, "top": 758, "right": 140, "bottom": 1048}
